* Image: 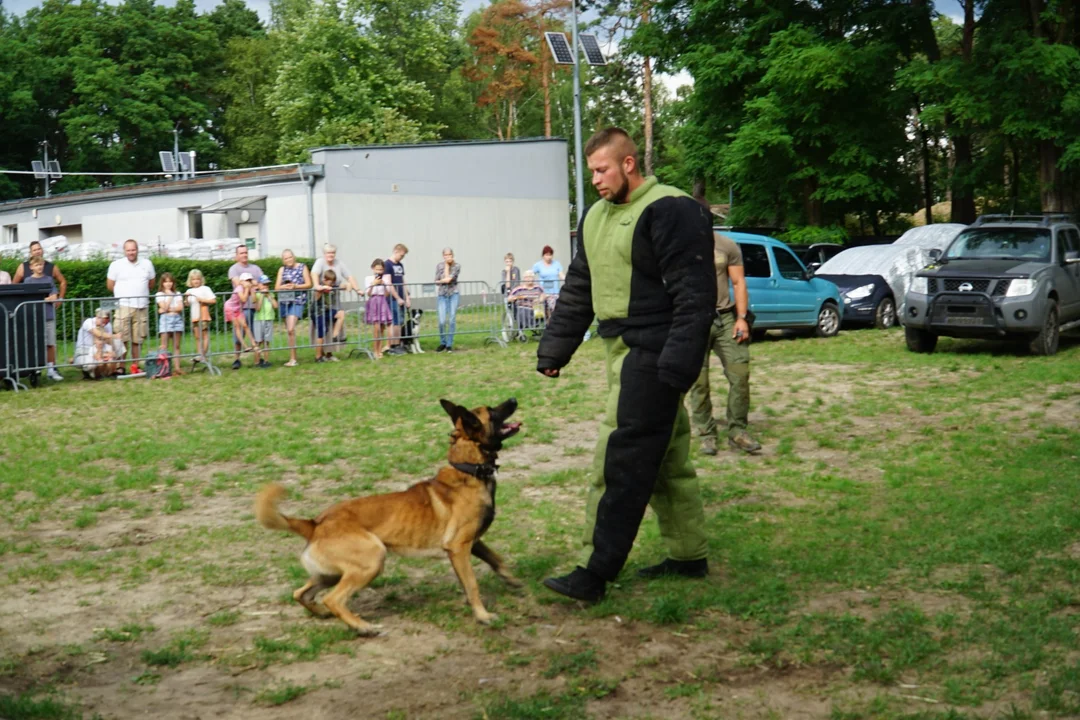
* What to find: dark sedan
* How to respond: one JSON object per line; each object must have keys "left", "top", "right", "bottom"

{"left": 814, "top": 272, "right": 897, "bottom": 328}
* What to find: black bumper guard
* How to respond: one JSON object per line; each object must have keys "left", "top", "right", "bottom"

{"left": 927, "top": 292, "right": 1004, "bottom": 334}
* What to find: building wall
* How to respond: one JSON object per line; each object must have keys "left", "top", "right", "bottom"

{"left": 311, "top": 139, "right": 571, "bottom": 285}
{"left": 323, "top": 194, "right": 569, "bottom": 288}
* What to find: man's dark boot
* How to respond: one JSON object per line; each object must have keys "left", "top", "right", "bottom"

{"left": 636, "top": 558, "right": 709, "bottom": 579}
{"left": 542, "top": 566, "right": 606, "bottom": 603}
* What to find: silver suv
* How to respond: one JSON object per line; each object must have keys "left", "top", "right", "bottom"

{"left": 903, "top": 214, "right": 1080, "bottom": 355}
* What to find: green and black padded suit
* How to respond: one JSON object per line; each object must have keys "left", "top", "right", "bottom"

{"left": 537, "top": 177, "right": 717, "bottom": 581}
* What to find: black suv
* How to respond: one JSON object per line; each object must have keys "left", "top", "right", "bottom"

{"left": 903, "top": 214, "right": 1080, "bottom": 355}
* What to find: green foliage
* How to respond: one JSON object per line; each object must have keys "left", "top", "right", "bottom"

{"left": 780, "top": 225, "right": 848, "bottom": 245}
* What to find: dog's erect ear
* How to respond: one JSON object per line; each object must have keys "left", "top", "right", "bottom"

{"left": 440, "top": 399, "right": 484, "bottom": 436}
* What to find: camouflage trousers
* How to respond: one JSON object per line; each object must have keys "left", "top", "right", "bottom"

{"left": 686, "top": 311, "right": 751, "bottom": 439}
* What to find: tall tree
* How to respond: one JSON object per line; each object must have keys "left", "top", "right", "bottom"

{"left": 464, "top": 0, "right": 539, "bottom": 140}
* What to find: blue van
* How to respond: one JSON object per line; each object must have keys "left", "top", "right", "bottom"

{"left": 722, "top": 231, "right": 843, "bottom": 338}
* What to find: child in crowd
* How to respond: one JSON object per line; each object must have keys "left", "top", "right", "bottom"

{"left": 25, "top": 256, "right": 63, "bottom": 381}
{"left": 252, "top": 274, "right": 278, "bottom": 368}
{"left": 155, "top": 271, "right": 185, "bottom": 375}
{"left": 225, "top": 272, "right": 259, "bottom": 366}
{"left": 364, "top": 259, "right": 393, "bottom": 358}
{"left": 184, "top": 269, "right": 216, "bottom": 363}
{"left": 313, "top": 269, "right": 344, "bottom": 362}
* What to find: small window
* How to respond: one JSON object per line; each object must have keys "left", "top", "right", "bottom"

{"left": 1061, "top": 229, "right": 1080, "bottom": 255}
{"left": 773, "top": 247, "right": 807, "bottom": 280}
{"left": 740, "top": 243, "right": 771, "bottom": 278}
{"left": 3, "top": 224, "right": 16, "bottom": 245}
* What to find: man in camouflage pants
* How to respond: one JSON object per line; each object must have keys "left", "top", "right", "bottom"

{"left": 687, "top": 231, "right": 762, "bottom": 455}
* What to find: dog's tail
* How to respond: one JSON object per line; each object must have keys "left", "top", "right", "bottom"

{"left": 255, "top": 484, "right": 316, "bottom": 541}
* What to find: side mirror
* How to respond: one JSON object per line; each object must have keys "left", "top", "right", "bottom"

{"left": 804, "top": 266, "right": 816, "bottom": 280}
{"left": 928, "top": 249, "right": 942, "bottom": 261}
{"left": 1065, "top": 250, "right": 1080, "bottom": 264}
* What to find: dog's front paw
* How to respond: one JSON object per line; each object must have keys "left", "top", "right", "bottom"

{"left": 474, "top": 610, "right": 497, "bottom": 625}
{"left": 353, "top": 622, "right": 384, "bottom": 637}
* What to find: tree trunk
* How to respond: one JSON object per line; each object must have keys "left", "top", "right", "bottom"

{"left": 642, "top": 2, "right": 654, "bottom": 176}
{"left": 804, "top": 178, "right": 823, "bottom": 226}
{"left": 1039, "top": 140, "right": 1072, "bottom": 211}
{"left": 951, "top": 135, "right": 977, "bottom": 224}
{"left": 950, "top": 0, "right": 977, "bottom": 224}
{"left": 1009, "top": 143, "right": 1021, "bottom": 213}
{"left": 692, "top": 176, "right": 707, "bottom": 208}
{"left": 539, "top": 12, "right": 551, "bottom": 137}
{"left": 917, "top": 107, "right": 934, "bottom": 225}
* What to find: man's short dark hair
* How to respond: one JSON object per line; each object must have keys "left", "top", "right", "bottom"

{"left": 584, "top": 127, "right": 639, "bottom": 167}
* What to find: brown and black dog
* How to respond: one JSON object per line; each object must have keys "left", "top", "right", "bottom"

{"left": 255, "top": 398, "right": 521, "bottom": 634}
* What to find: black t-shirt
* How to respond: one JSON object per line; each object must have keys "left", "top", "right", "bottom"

{"left": 384, "top": 258, "right": 405, "bottom": 292}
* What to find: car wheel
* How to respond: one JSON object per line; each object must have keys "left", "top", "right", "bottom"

{"left": 751, "top": 329, "right": 768, "bottom": 343}
{"left": 814, "top": 303, "right": 841, "bottom": 338}
{"left": 905, "top": 326, "right": 937, "bottom": 353}
{"left": 1028, "top": 301, "right": 1059, "bottom": 356}
{"left": 873, "top": 296, "right": 896, "bottom": 329}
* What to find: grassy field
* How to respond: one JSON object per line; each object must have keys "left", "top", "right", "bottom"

{"left": 1, "top": 327, "right": 1079, "bottom": 719}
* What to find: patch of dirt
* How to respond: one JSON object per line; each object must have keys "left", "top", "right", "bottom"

{"left": 801, "top": 587, "right": 973, "bottom": 621}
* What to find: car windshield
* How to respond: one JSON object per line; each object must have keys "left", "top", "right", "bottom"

{"left": 944, "top": 228, "right": 1051, "bottom": 261}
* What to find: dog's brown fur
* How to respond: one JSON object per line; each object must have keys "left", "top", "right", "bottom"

{"left": 255, "top": 398, "right": 520, "bottom": 634}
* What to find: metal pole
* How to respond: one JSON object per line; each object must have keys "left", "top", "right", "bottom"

{"left": 571, "top": 0, "right": 585, "bottom": 245}
{"left": 43, "top": 142, "right": 50, "bottom": 198}
{"left": 173, "top": 126, "right": 181, "bottom": 180}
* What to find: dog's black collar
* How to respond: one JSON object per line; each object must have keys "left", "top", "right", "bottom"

{"left": 451, "top": 462, "right": 498, "bottom": 480}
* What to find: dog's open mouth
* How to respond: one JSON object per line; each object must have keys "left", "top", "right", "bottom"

{"left": 498, "top": 422, "right": 521, "bottom": 439}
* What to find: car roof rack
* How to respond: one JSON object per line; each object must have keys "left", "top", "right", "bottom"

{"left": 971, "top": 213, "right": 1074, "bottom": 227}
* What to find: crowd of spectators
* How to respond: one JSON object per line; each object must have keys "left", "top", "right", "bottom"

{"left": 5, "top": 238, "right": 567, "bottom": 381}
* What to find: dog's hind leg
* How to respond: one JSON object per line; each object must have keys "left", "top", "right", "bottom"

{"left": 293, "top": 574, "right": 340, "bottom": 618}
{"left": 317, "top": 532, "right": 386, "bottom": 635}
{"left": 471, "top": 540, "right": 522, "bottom": 588}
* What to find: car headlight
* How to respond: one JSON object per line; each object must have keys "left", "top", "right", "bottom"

{"left": 910, "top": 277, "right": 928, "bottom": 294}
{"left": 1005, "top": 278, "right": 1035, "bottom": 297}
{"left": 845, "top": 283, "right": 875, "bottom": 300}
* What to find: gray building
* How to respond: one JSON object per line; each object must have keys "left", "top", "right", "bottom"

{"left": 0, "top": 138, "right": 571, "bottom": 285}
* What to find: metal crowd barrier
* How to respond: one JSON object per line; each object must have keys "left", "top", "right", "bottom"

{"left": 0, "top": 274, "right": 601, "bottom": 390}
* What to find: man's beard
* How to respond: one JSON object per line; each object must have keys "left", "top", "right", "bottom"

{"left": 610, "top": 171, "right": 631, "bottom": 204}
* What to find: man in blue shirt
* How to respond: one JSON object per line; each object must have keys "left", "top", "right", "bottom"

{"left": 383, "top": 244, "right": 410, "bottom": 355}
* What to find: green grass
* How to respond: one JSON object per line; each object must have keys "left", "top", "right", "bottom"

{"left": 3, "top": 329, "right": 1080, "bottom": 718}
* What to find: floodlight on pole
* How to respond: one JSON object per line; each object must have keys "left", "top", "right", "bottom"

{"left": 570, "top": 5, "right": 584, "bottom": 254}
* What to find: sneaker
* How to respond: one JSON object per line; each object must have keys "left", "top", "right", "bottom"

{"left": 284, "top": 360, "right": 298, "bottom": 367}
{"left": 444, "top": 347, "right": 453, "bottom": 354}
{"left": 700, "top": 435, "right": 718, "bottom": 456}
{"left": 47, "top": 368, "right": 63, "bottom": 381}
{"left": 435, "top": 344, "right": 447, "bottom": 353}
{"left": 542, "top": 566, "right": 606, "bottom": 603}
{"left": 315, "top": 356, "right": 327, "bottom": 363}
{"left": 328, "top": 355, "right": 340, "bottom": 362}
{"left": 388, "top": 346, "right": 406, "bottom": 355}
{"left": 259, "top": 360, "right": 271, "bottom": 368}
{"left": 231, "top": 359, "right": 241, "bottom": 370}
{"left": 728, "top": 431, "right": 763, "bottom": 454}
{"left": 636, "top": 558, "right": 709, "bottom": 579}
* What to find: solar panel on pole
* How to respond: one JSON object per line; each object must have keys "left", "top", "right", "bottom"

{"left": 31, "top": 161, "right": 47, "bottom": 179}
{"left": 47, "top": 160, "right": 62, "bottom": 178}
{"left": 159, "top": 151, "right": 177, "bottom": 174}
{"left": 579, "top": 34, "right": 607, "bottom": 66}
{"left": 178, "top": 151, "right": 194, "bottom": 174}
{"left": 544, "top": 32, "right": 575, "bottom": 65}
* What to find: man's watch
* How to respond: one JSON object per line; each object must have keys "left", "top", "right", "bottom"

{"left": 737, "top": 314, "right": 748, "bottom": 320}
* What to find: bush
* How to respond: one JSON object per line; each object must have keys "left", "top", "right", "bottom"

{"left": 0, "top": 256, "right": 314, "bottom": 299}
{"left": 779, "top": 225, "right": 849, "bottom": 246}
